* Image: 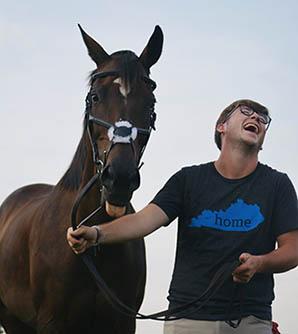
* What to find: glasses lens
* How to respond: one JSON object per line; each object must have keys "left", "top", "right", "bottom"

{"left": 240, "top": 106, "right": 253, "bottom": 116}
{"left": 259, "top": 113, "right": 270, "bottom": 125}
{"left": 240, "top": 105, "right": 270, "bottom": 125}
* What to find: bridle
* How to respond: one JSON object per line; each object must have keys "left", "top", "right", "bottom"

{"left": 71, "top": 69, "right": 156, "bottom": 230}
{"left": 86, "top": 70, "right": 157, "bottom": 174}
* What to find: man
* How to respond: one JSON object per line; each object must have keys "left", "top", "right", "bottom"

{"left": 67, "top": 99, "right": 298, "bottom": 334}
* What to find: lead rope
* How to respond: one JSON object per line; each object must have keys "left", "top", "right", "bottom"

{"left": 71, "top": 173, "right": 102, "bottom": 231}
{"left": 224, "top": 284, "right": 243, "bottom": 328}
{"left": 77, "top": 254, "right": 240, "bottom": 321}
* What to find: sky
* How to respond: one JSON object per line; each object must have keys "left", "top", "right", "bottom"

{"left": 1, "top": 1, "right": 298, "bottom": 333}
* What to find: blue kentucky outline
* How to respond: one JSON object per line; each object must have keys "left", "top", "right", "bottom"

{"left": 189, "top": 198, "right": 264, "bottom": 232}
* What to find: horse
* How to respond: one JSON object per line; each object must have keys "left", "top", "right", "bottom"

{"left": 0, "top": 25, "right": 163, "bottom": 334}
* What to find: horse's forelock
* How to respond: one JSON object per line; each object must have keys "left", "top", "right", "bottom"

{"left": 88, "top": 51, "right": 143, "bottom": 88}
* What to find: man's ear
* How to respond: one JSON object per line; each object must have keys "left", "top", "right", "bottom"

{"left": 216, "top": 123, "right": 225, "bottom": 134}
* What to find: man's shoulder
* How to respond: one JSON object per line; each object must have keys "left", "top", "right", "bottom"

{"left": 258, "top": 163, "right": 293, "bottom": 191}
{"left": 259, "top": 162, "right": 287, "bottom": 179}
{"left": 181, "top": 161, "right": 213, "bottom": 174}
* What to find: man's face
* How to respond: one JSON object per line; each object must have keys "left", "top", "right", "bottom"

{"left": 218, "top": 106, "right": 268, "bottom": 151}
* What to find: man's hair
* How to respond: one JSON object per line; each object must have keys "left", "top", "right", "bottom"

{"left": 214, "top": 99, "right": 270, "bottom": 150}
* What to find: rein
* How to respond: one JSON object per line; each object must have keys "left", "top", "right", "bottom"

{"left": 79, "top": 253, "right": 240, "bottom": 322}
{"left": 70, "top": 70, "right": 242, "bottom": 326}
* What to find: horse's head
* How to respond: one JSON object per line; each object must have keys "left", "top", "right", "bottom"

{"left": 79, "top": 25, "right": 163, "bottom": 217}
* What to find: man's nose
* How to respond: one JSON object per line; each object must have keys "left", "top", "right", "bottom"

{"left": 250, "top": 112, "right": 261, "bottom": 122}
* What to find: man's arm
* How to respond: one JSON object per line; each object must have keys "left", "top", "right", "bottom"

{"left": 233, "top": 230, "right": 298, "bottom": 283}
{"left": 67, "top": 203, "right": 169, "bottom": 254}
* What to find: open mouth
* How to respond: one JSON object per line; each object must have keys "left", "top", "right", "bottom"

{"left": 243, "top": 123, "right": 259, "bottom": 134}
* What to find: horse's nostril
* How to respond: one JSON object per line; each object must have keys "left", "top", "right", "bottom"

{"left": 101, "top": 164, "right": 140, "bottom": 193}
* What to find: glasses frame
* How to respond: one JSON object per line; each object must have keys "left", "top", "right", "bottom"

{"left": 225, "top": 105, "right": 272, "bottom": 131}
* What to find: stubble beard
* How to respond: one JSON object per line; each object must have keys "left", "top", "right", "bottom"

{"left": 239, "top": 132, "right": 265, "bottom": 154}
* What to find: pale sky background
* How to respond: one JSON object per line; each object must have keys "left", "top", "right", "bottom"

{"left": 1, "top": 1, "right": 298, "bottom": 333}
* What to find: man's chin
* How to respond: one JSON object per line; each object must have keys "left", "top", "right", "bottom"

{"left": 242, "top": 142, "right": 262, "bottom": 153}
{"left": 241, "top": 136, "right": 264, "bottom": 152}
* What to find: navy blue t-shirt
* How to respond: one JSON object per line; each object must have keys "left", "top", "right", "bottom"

{"left": 151, "top": 162, "right": 298, "bottom": 321}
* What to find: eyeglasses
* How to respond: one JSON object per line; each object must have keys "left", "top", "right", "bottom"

{"left": 239, "top": 105, "right": 271, "bottom": 129}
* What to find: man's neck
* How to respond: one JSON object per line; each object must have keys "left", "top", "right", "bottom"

{"left": 214, "top": 147, "right": 259, "bottom": 179}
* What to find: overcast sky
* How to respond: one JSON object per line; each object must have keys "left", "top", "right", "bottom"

{"left": 1, "top": 1, "right": 298, "bottom": 333}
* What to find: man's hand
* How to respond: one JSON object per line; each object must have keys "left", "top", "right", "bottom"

{"left": 232, "top": 253, "right": 263, "bottom": 283}
{"left": 66, "top": 204, "right": 169, "bottom": 254}
{"left": 67, "top": 226, "right": 99, "bottom": 254}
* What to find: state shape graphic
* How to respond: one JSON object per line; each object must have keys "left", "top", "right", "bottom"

{"left": 189, "top": 198, "right": 264, "bottom": 232}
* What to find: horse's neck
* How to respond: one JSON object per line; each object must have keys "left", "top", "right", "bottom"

{"left": 56, "top": 132, "right": 103, "bottom": 226}
{"left": 75, "top": 140, "right": 103, "bottom": 225}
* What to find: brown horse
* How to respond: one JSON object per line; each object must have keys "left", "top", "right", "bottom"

{"left": 0, "top": 25, "right": 163, "bottom": 334}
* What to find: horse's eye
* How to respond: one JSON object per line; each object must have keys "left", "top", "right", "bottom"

{"left": 143, "top": 77, "right": 157, "bottom": 91}
{"left": 91, "top": 94, "right": 99, "bottom": 103}
{"left": 150, "top": 82, "right": 157, "bottom": 91}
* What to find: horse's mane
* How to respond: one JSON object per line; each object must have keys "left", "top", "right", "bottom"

{"left": 58, "top": 51, "right": 141, "bottom": 191}
{"left": 57, "top": 115, "right": 88, "bottom": 191}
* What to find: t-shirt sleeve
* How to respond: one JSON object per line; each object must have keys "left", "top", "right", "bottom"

{"left": 150, "top": 169, "right": 185, "bottom": 223}
{"left": 272, "top": 173, "right": 298, "bottom": 237}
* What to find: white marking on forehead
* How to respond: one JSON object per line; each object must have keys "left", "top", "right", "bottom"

{"left": 113, "top": 77, "right": 131, "bottom": 98}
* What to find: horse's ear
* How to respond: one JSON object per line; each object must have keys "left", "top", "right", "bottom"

{"left": 139, "top": 25, "right": 163, "bottom": 71}
{"left": 78, "top": 24, "right": 110, "bottom": 66}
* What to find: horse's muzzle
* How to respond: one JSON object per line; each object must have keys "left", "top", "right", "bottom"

{"left": 101, "top": 164, "right": 141, "bottom": 206}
